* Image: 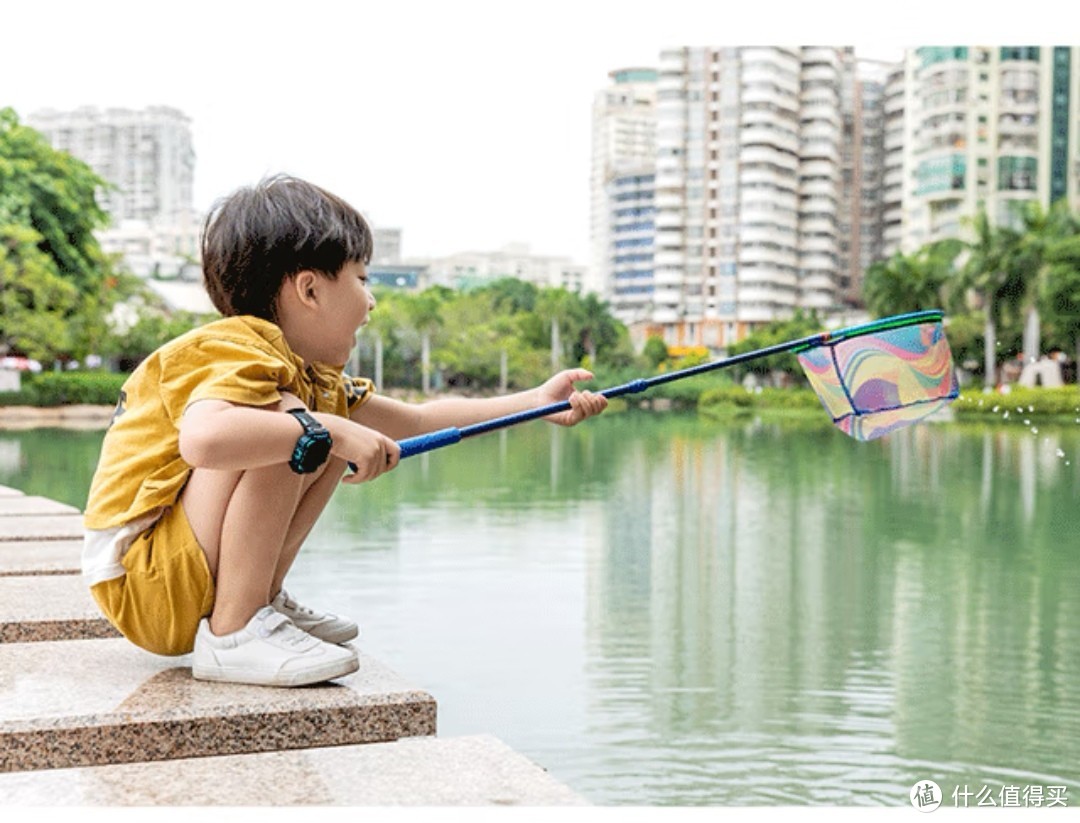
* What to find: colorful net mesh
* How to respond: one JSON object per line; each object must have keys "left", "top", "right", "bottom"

{"left": 796, "top": 312, "right": 959, "bottom": 441}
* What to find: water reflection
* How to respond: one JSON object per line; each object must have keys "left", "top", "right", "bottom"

{"left": 0, "top": 417, "right": 1078, "bottom": 805}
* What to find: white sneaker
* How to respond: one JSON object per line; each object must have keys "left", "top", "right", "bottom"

{"left": 192, "top": 606, "right": 359, "bottom": 687}
{"left": 271, "top": 588, "right": 359, "bottom": 645}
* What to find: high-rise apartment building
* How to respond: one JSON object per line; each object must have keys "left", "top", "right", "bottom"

{"left": 589, "top": 68, "right": 659, "bottom": 307}
{"left": 28, "top": 106, "right": 200, "bottom": 277}
{"left": 846, "top": 59, "right": 891, "bottom": 301}
{"left": 898, "top": 47, "right": 1080, "bottom": 251}
{"left": 640, "top": 46, "right": 852, "bottom": 349}
{"left": 881, "top": 63, "right": 907, "bottom": 256}
{"left": 28, "top": 106, "right": 195, "bottom": 224}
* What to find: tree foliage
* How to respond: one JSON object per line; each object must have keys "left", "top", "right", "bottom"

{"left": 726, "top": 309, "right": 824, "bottom": 380}
{"left": 863, "top": 239, "right": 962, "bottom": 319}
{"left": 0, "top": 108, "right": 117, "bottom": 361}
{"left": 356, "top": 279, "right": 635, "bottom": 391}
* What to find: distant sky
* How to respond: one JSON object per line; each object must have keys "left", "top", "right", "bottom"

{"left": 2, "top": 1, "right": 1069, "bottom": 262}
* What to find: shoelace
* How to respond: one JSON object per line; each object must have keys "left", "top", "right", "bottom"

{"left": 280, "top": 591, "right": 318, "bottom": 618}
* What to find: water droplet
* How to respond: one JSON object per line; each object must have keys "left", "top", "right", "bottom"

{"left": 1057, "top": 448, "right": 1066, "bottom": 458}
{"left": 1028, "top": 405, "right": 1034, "bottom": 412}
{"left": 1003, "top": 411, "right": 1010, "bottom": 419}
{"left": 992, "top": 405, "right": 1000, "bottom": 413}
{"left": 1031, "top": 427, "right": 1038, "bottom": 434}
{"left": 1024, "top": 419, "right": 1031, "bottom": 426}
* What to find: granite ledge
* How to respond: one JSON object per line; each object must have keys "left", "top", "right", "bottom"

{"left": 0, "top": 638, "right": 437, "bottom": 772}
{"left": 0, "top": 514, "right": 85, "bottom": 542}
{"left": 0, "top": 575, "right": 116, "bottom": 643}
{"left": 0, "top": 539, "right": 82, "bottom": 576}
{"left": 0, "top": 734, "right": 587, "bottom": 805}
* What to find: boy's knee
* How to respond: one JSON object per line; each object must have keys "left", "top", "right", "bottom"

{"left": 276, "top": 392, "right": 306, "bottom": 412}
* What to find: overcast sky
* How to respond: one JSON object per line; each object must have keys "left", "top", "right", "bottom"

{"left": 2, "top": 1, "right": 1067, "bottom": 262}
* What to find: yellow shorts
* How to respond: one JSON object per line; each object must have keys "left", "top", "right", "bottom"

{"left": 90, "top": 502, "right": 215, "bottom": 656}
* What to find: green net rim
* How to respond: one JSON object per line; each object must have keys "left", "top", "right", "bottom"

{"left": 791, "top": 310, "right": 945, "bottom": 354}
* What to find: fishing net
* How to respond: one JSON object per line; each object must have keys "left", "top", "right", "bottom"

{"left": 796, "top": 312, "right": 959, "bottom": 441}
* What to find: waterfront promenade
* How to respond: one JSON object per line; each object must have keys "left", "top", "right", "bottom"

{"left": 0, "top": 481, "right": 584, "bottom": 805}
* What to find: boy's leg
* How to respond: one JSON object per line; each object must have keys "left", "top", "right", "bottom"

{"left": 180, "top": 398, "right": 345, "bottom": 636}
{"left": 269, "top": 454, "right": 346, "bottom": 598}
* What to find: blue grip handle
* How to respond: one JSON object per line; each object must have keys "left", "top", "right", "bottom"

{"left": 398, "top": 427, "right": 462, "bottom": 458}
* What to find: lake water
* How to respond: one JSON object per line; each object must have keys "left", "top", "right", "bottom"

{"left": 1, "top": 412, "right": 1078, "bottom": 806}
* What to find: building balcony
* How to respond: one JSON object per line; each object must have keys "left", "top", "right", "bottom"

{"left": 800, "top": 234, "right": 838, "bottom": 255}
{"left": 800, "top": 214, "right": 835, "bottom": 234}
{"left": 802, "top": 63, "right": 838, "bottom": 84}
{"left": 799, "top": 102, "right": 841, "bottom": 127}
{"left": 740, "top": 126, "right": 800, "bottom": 154}
{"left": 654, "top": 211, "right": 685, "bottom": 229}
{"left": 655, "top": 193, "right": 686, "bottom": 210}
{"left": 800, "top": 139, "right": 840, "bottom": 163}
{"left": 798, "top": 158, "right": 837, "bottom": 178}
{"left": 654, "top": 251, "right": 686, "bottom": 268}
{"left": 741, "top": 166, "right": 795, "bottom": 189}
{"left": 741, "top": 245, "right": 798, "bottom": 268}
{"left": 800, "top": 178, "right": 837, "bottom": 199}
{"left": 738, "top": 224, "right": 786, "bottom": 245}
{"left": 741, "top": 145, "right": 799, "bottom": 171}
{"left": 742, "top": 85, "right": 795, "bottom": 110}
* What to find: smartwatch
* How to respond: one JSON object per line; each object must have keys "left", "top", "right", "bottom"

{"left": 286, "top": 408, "right": 333, "bottom": 474}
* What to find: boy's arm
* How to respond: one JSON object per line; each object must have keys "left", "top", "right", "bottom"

{"left": 180, "top": 399, "right": 399, "bottom": 483}
{"left": 351, "top": 368, "right": 608, "bottom": 440}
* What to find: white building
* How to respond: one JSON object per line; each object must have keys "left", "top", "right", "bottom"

{"left": 898, "top": 46, "right": 1080, "bottom": 252}
{"left": 640, "top": 46, "right": 853, "bottom": 349}
{"left": 424, "top": 243, "right": 585, "bottom": 293}
{"left": 589, "top": 68, "right": 659, "bottom": 302}
{"left": 27, "top": 106, "right": 201, "bottom": 278}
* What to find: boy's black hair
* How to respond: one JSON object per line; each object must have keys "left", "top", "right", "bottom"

{"left": 201, "top": 175, "right": 373, "bottom": 320}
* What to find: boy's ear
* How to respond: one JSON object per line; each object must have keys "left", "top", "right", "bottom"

{"left": 290, "top": 270, "right": 319, "bottom": 308}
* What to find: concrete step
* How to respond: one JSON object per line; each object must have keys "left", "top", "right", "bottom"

{"left": 0, "top": 539, "right": 81, "bottom": 576}
{"left": 0, "top": 514, "right": 84, "bottom": 541}
{"left": 0, "top": 496, "right": 80, "bottom": 516}
{"left": 0, "top": 733, "right": 585, "bottom": 805}
{"left": 0, "top": 636, "right": 436, "bottom": 772}
{"left": 0, "top": 575, "right": 116, "bottom": 643}
{"left": 0, "top": 485, "right": 24, "bottom": 497}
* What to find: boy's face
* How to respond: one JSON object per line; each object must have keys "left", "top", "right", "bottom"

{"left": 313, "top": 260, "right": 376, "bottom": 365}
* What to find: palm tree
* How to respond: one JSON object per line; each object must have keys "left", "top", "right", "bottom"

{"left": 863, "top": 240, "right": 960, "bottom": 318}
{"left": 403, "top": 290, "right": 445, "bottom": 394}
{"left": 1011, "top": 199, "right": 1080, "bottom": 363}
{"left": 956, "top": 210, "right": 1024, "bottom": 388}
{"left": 1034, "top": 206, "right": 1080, "bottom": 380}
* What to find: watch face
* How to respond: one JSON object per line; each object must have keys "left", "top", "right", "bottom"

{"left": 304, "top": 434, "right": 332, "bottom": 469}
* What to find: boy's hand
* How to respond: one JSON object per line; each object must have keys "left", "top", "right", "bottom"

{"left": 538, "top": 368, "right": 609, "bottom": 427}
{"left": 325, "top": 418, "right": 401, "bottom": 483}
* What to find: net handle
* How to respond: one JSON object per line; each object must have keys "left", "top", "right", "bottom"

{"left": 389, "top": 310, "right": 946, "bottom": 459}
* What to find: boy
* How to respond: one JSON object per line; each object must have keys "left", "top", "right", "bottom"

{"left": 83, "top": 175, "right": 607, "bottom": 687}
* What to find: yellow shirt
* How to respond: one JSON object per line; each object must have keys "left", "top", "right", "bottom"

{"left": 84, "top": 315, "right": 374, "bottom": 531}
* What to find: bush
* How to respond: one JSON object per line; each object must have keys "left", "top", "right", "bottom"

{"left": 699, "top": 386, "right": 823, "bottom": 413}
{"left": 0, "top": 371, "right": 127, "bottom": 406}
{"left": 953, "top": 386, "right": 1080, "bottom": 418}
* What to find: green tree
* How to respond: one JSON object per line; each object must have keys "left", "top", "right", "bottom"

{"left": 1036, "top": 221, "right": 1080, "bottom": 380}
{"left": 0, "top": 108, "right": 116, "bottom": 361}
{"left": 403, "top": 289, "right": 446, "bottom": 393}
{"left": 1009, "top": 199, "right": 1080, "bottom": 362}
{"left": 863, "top": 239, "right": 961, "bottom": 320}
{"left": 954, "top": 210, "right": 1025, "bottom": 387}
{"left": 727, "top": 310, "right": 823, "bottom": 382}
